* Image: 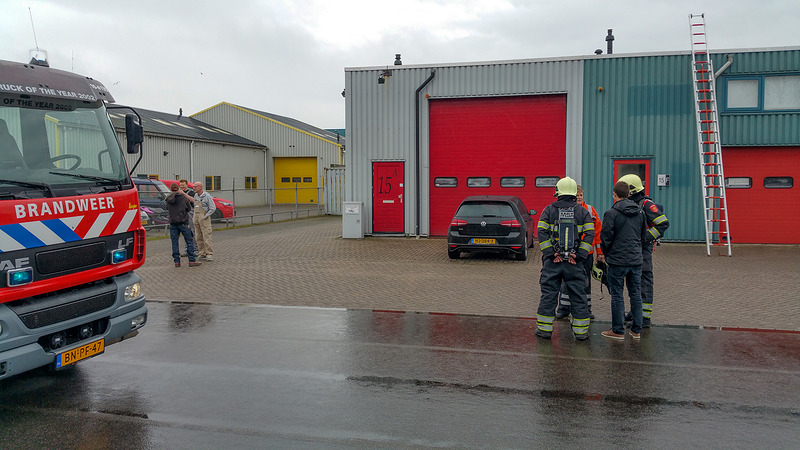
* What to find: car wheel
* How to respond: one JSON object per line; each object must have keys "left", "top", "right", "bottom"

{"left": 516, "top": 243, "right": 528, "bottom": 261}
{"left": 448, "top": 249, "right": 460, "bottom": 259}
{"left": 211, "top": 209, "right": 223, "bottom": 220}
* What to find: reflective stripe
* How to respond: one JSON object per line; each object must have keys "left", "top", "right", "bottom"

{"left": 579, "top": 242, "right": 593, "bottom": 252}
{"left": 537, "top": 314, "right": 554, "bottom": 332}
{"left": 579, "top": 223, "right": 595, "bottom": 232}
{"left": 653, "top": 215, "right": 667, "bottom": 225}
{"left": 648, "top": 228, "right": 661, "bottom": 239}
{"left": 559, "top": 294, "right": 571, "bottom": 306}
{"left": 538, "top": 221, "right": 552, "bottom": 229}
{"left": 643, "top": 303, "right": 653, "bottom": 319}
{"left": 540, "top": 241, "right": 553, "bottom": 250}
{"left": 572, "top": 317, "right": 590, "bottom": 334}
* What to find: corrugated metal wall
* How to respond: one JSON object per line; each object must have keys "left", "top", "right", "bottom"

{"left": 194, "top": 104, "right": 342, "bottom": 204}
{"left": 715, "top": 49, "right": 800, "bottom": 146}
{"left": 345, "top": 58, "right": 585, "bottom": 235}
{"left": 582, "top": 54, "right": 703, "bottom": 241}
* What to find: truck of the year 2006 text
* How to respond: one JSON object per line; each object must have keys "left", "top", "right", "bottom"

{"left": 0, "top": 52, "right": 147, "bottom": 379}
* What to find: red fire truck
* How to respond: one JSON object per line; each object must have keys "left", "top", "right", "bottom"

{"left": 0, "top": 53, "right": 147, "bottom": 378}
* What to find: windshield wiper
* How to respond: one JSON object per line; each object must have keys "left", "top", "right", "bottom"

{"left": 0, "top": 179, "right": 54, "bottom": 197}
{"left": 49, "top": 171, "right": 123, "bottom": 190}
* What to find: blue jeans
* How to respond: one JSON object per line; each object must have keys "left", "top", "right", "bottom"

{"left": 607, "top": 264, "right": 642, "bottom": 334}
{"left": 170, "top": 222, "right": 197, "bottom": 263}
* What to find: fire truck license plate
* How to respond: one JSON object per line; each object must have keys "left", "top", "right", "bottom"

{"left": 471, "top": 238, "right": 496, "bottom": 245}
{"left": 56, "top": 338, "right": 105, "bottom": 369}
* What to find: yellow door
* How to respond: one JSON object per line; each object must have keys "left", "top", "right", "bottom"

{"left": 274, "top": 157, "right": 319, "bottom": 204}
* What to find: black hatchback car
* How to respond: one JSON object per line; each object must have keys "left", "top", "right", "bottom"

{"left": 447, "top": 195, "right": 537, "bottom": 261}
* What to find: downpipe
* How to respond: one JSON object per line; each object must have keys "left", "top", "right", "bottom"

{"left": 415, "top": 69, "right": 436, "bottom": 236}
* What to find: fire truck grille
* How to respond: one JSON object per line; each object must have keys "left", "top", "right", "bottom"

{"left": 15, "top": 290, "right": 116, "bottom": 329}
{"left": 37, "top": 241, "right": 107, "bottom": 275}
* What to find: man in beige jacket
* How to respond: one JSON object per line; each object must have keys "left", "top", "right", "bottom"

{"left": 193, "top": 182, "right": 217, "bottom": 261}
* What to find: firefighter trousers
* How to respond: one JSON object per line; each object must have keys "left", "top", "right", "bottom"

{"left": 642, "top": 248, "right": 654, "bottom": 320}
{"left": 557, "top": 254, "right": 594, "bottom": 317}
{"left": 536, "top": 258, "right": 590, "bottom": 338}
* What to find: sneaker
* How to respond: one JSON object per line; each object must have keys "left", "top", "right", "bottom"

{"left": 189, "top": 261, "right": 202, "bottom": 267}
{"left": 204, "top": 256, "right": 213, "bottom": 261}
{"left": 534, "top": 329, "right": 552, "bottom": 339}
{"left": 174, "top": 262, "right": 181, "bottom": 267}
{"left": 181, "top": 252, "right": 188, "bottom": 257}
{"left": 601, "top": 329, "right": 625, "bottom": 340}
{"left": 629, "top": 330, "right": 641, "bottom": 340}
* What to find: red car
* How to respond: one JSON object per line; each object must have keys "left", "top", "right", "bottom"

{"left": 160, "top": 179, "right": 234, "bottom": 219}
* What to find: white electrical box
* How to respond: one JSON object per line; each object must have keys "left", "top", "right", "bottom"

{"left": 657, "top": 174, "right": 670, "bottom": 187}
{"left": 342, "top": 202, "right": 364, "bottom": 239}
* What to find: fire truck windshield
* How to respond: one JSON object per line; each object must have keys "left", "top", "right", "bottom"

{"left": 0, "top": 104, "right": 130, "bottom": 198}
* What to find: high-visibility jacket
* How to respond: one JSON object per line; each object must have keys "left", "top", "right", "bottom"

{"left": 580, "top": 200, "right": 603, "bottom": 256}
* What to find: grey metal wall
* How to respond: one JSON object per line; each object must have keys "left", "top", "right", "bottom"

{"left": 194, "top": 103, "right": 342, "bottom": 204}
{"left": 121, "top": 132, "right": 268, "bottom": 206}
{"left": 345, "top": 58, "right": 585, "bottom": 236}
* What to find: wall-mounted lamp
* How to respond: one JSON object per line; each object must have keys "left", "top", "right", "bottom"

{"left": 162, "top": 151, "right": 169, "bottom": 156}
{"left": 377, "top": 69, "right": 392, "bottom": 85}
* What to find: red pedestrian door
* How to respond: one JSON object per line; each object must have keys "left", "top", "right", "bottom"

{"left": 372, "top": 162, "right": 404, "bottom": 233}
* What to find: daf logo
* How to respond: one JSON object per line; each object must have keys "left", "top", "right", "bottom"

{"left": 480, "top": 221, "right": 487, "bottom": 227}
{"left": 0, "top": 257, "right": 30, "bottom": 270}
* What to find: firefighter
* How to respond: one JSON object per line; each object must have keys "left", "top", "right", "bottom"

{"left": 618, "top": 174, "right": 670, "bottom": 327}
{"left": 555, "top": 185, "right": 604, "bottom": 320}
{"left": 535, "top": 177, "right": 595, "bottom": 340}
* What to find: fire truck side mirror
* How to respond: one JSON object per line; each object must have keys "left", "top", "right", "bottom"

{"left": 125, "top": 114, "right": 143, "bottom": 154}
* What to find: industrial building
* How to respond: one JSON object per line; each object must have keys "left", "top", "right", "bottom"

{"left": 343, "top": 46, "right": 800, "bottom": 244}
{"left": 192, "top": 102, "right": 345, "bottom": 205}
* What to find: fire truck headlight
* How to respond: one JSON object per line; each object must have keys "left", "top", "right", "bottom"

{"left": 111, "top": 248, "right": 127, "bottom": 264}
{"left": 124, "top": 282, "right": 142, "bottom": 302}
{"left": 131, "top": 314, "right": 146, "bottom": 330}
{"left": 7, "top": 267, "right": 33, "bottom": 287}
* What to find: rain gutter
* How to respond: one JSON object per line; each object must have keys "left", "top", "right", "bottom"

{"left": 415, "top": 69, "right": 436, "bottom": 236}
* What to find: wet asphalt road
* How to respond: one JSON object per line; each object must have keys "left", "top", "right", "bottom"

{"left": 1, "top": 301, "right": 799, "bottom": 449}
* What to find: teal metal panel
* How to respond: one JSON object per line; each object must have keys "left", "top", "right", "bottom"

{"left": 715, "top": 49, "right": 800, "bottom": 146}
{"left": 582, "top": 55, "right": 704, "bottom": 242}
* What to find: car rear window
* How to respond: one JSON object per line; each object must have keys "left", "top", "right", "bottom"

{"left": 457, "top": 202, "right": 515, "bottom": 217}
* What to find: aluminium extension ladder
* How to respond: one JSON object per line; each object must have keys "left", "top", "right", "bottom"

{"left": 689, "top": 13, "right": 732, "bottom": 256}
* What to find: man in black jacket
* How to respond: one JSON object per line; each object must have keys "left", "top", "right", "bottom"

{"left": 165, "top": 183, "right": 201, "bottom": 268}
{"left": 600, "top": 181, "right": 647, "bottom": 340}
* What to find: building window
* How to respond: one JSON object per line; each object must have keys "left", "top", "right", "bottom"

{"left": 535, "top": 176, "right": 559, "bottom": 188}
{"left": 725, "top": 177, "right": 752, "bottom": 189}
{"left": 765, "top": 76, "right": 800, "bottom": 110}
{"left": 303, "top": 177, "right": 313, "bottom": 183}
{"left": 466, "top": 177, "right": 491, "bottom": 188}
{"left": 136, "top": 174, "right": 160, "bottom": 180}
{"left": 205, "top": 175, "right": 221, "bottom": 191}
{"left": 500, "top": 177, "right": 525, "bottom": 188}
{"left": 764, "top": 176, "right": 793, "bottom": 189}
{"left": 292, "top": 177, "right": 301, "bottom": 183}
{"left": 281, "top": 177, "right": 290, "bottom": 183}
{"left": 245, "top": 176, "right": 258, "bottom": 190}
{"left": 724, "top": 75, "right": 800, "bottom": 112}
{"left": 434, "top": 177, "right": 457, "bottom": 188}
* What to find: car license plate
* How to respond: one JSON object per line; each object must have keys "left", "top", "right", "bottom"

{"left": 471, "top": 238, "right": 496, "bottom": 245}
{"left": 56, "top": 338, "right": 104, "bottom": 369}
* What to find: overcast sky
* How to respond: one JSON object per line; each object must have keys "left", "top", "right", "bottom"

{"left": 2, "top": 0, "right": 798, "bottom": 129}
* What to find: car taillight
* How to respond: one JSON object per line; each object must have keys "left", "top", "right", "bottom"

{"left": 500, "top": 219, "right": 521, "bottom": 227}
{"left": 450, "top": 219, "right": 468, "bottom": 227}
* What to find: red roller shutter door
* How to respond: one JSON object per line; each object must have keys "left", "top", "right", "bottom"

{"left": 429, "top": 95, "right": 567, "bottom": 236}
{"left": 723, "top": 146, "right": 800, "bottom": 244}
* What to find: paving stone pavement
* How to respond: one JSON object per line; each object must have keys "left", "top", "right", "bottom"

{"left": 139, "top": 214, "right": 800, "bottom": 332}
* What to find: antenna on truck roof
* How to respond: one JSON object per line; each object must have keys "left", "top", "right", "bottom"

{"left": 28, "top": 7, "right": 49, "bottom": 67}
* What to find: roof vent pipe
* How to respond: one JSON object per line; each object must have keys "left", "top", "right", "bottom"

{"left": 394, "top": 54, "right": 402, "bottom": 65}
{"left": 606, "top": 29, "right": 614, "bottom": 55}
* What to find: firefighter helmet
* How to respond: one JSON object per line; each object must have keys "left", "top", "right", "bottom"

{"left": 555, "top": 177, "right": 578, "bottom": 197}
{"left": 618, "top": 174, "right": 645, "bottom": 195}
